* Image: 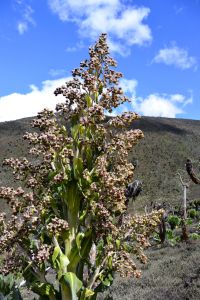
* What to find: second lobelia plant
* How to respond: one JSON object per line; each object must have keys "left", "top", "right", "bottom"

{"left": 0, "top": 34, "right": 163, "bottom": 300}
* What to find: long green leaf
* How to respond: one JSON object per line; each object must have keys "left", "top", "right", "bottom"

{"left": 52, "top": 246, "right": 61, "bottom": 264}
{"left": 60, "top": 254, "right": 70, "bottom": 274}
{"left": 76, "top": 232, "right": 85, "bottom": 251}
{"left": 73, "top": 157, "right": 83, "bottom": 179}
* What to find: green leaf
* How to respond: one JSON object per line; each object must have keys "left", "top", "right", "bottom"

{"left": 94, "top": 91, "right": 99, "bottom": 102}
{"left": 79, "top": 209, "right": 87, "bottom": 222}
{"left": 68, "top": 230, "right": 92, "bottom": 272}
{"left": 166, "top": 229, "right": 174, "bottom": 240}
{"left": 38, "top": 283, "right": 52, "bottom": 295}
{"left": 86, "top": 95, "right": 92, "bottom": 107}
{"left": 63, "top": 272, "right": 83, "bottom": 300}
{"left": 32, "top": 282, "right": 55, "bottom": 297}
{"left": 52, "top": 246, "right": 61, "bottom": 264}
{"left": 60, "top": 254, "right": 70, "bottom": 274}
{"left": 71, "top": 124, "right": 80, "bottom": 140}
{"left": 57, "top": 186, "right": 63, "bottom": 194}
{"left": 99, "top": 273, "right": 113, "bottom": 287}
{"left": 82, "top": 288, "right": 95, "bottom": 298}
{"left": 48, "top": 170, "right": 58, "bottom": 181}
{"left": 116, "top": 239, "right": 120, "bottom": 250}
{"left": 58, "top": 269, "right": 63, "bottom": 280}
{"left": 190, "top": 232, "right": 200, "bottom": 240}
{"left": 61, "top": 125, "right": 67, "bottom": 134}
{"left": 186, "top": 218, "right": 193, "bottom": 225}
{"left": 96, "top": 239, "right": 104, "bottom": 252}
{"left": 76, "top": 232, "right": 85, "bottom": 251}
{"left": 64, "top": 182, "right": 80, "bottom": 229}
{"left": 106, "top": 234, "right": 112, "bottom": 245}
{"left": 85, "top": 146, "right": 93, "bottom": 167}
{"left": 123, "top": 242, "right": 131, "bottom": 252}
{"left": 0, "top": 274, "right": 15, "bottom": 296}
{"left": 23, "top": 263, "right": 43, "bottom": 285}
{"left": 73, "top": 157, "right": 83, "bottom": 179}
{"left": 108, "top": 256, "right": 112, "bottom": 269}
{"left": 98, "top": 83, "right": 103, "bottom": 94}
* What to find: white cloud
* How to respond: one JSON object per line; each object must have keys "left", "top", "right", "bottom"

{"left": 119, "top": 78, "right": 193, "bottom": 118}
{"left": 49, "top": 68, "right": 67, "bottom": 77}
{"left": 65, "top": 41, "right": 85, "bottom": 53}
{"left": 16, "top": 3, "right": 35, "bottom": 35}
{"left": 133, "top": 93, "right": 193, "bottom": 118}
{"left": 136, "top": 94, "right": 183, "bottom": 118}
{"left": 0, "top": 77, "right": 70, "bottom": 122}
{"left": 65, "top": 46, "right": 78, "bottom": 52}
{"left": 153, "top": 46, "right": 197, "bottom": 70}
{"left": 120, "top": 78, "right": 138, "bottom": 98}
{"left": 48, "top": 0, "right": 152, "bottom": 55}
{"left": 17, "top": 22, "right": 28, "bottom": 34}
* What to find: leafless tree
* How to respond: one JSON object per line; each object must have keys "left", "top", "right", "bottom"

{"left": 177, "top": 172, "right": 189, "bottom": 241}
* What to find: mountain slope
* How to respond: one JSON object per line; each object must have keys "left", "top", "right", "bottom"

{"left": 0, "top": 116, "right": 200, "bottom": 213}
{"left": 130, "top": 117, "right": 200, "bottom": 211}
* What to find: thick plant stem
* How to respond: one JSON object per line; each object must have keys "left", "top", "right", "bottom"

{"left": 181, "top": 220, "right": 189, "bottom": 241}
{"left": 52, "top": 235, "right": 60, "bottom": 248}
{"left": 49, "top": 294, "right": 57, "bottom": 300}
{"left": 61, "top": 282, "right": 72, "bottom": 300}
{"left": 158, "top": 216, "right": 166, "bottom": 244}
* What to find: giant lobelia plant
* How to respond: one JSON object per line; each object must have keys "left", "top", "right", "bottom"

{"left": 0, "top": 34, "right": 163, "bottom": 300}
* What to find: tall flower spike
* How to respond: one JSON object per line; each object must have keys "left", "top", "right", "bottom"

{"left": 0, "top": 34, "right": 163, "bottom": 300}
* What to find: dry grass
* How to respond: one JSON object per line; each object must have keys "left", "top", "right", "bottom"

{"left": 100, "top": 241, "right": 200, "bottom": 300}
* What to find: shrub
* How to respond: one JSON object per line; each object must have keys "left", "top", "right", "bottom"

{"left": 167, "top": 215, "right": 181, "bottom": 230}
{"left": 0, "top": 34, "right": 162, "bottom": 300}
{"left": 0, "top": 274, "right": 22, "bottom": 300}
{"left": 188, "top": 209, "right": 199, "bottom": 219}
{"left": 190, "top": 233, "right": 200, "bottom": 240}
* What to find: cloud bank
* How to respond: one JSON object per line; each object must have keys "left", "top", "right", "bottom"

{"left": 48, "top": 0, "right": 152, "bottom": 55}
{"left": 0, "top": 76, "right": 192, "bottom": 122}
{"left": 0, "top": 78, "right": 69, "bottom": 122}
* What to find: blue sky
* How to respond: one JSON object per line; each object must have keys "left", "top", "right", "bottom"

{"left": 0, "top": 0, "right": 199, "bottom": 121}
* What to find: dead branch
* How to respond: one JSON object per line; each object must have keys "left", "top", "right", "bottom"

{"left": 186, "top": 159, "right": 200, "bottom": 184}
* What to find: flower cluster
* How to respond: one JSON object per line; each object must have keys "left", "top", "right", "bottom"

{"left": 31, "top": 244, "right": 51, "bottom": 265}
{"left": 108, "top": 112, "right": 141, "bottom": 128}
{"left": 46, "top": 217, "right": 69, "bottom": 235}
{"left": 113, "top": 251, "right": 138, "bottom": 277}
{"left": 0, "top": 252, "right": 23, "bottom": 275}
{"left": 0, "top": 212, "right": 6, "bottom": 225}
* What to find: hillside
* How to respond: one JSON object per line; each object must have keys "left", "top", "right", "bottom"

{"left": 130, "top": 116, "right": 200, "bottom": 211}
{"left": 1, "top": 115, "right": 200, "bottom": 212}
